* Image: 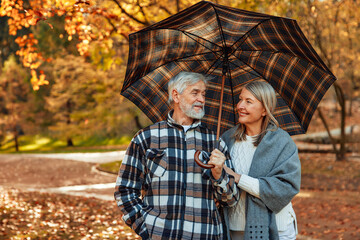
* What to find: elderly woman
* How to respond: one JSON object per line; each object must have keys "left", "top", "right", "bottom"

{"left": 221, "top": 81, "right": 301, "bottom": 240}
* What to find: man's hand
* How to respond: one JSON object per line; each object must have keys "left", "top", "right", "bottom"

{"left": 208, "top": 149, "right": 226, "bottom": 180}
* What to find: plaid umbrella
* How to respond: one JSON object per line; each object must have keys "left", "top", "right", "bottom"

{"left": 121, "top": 1, "right": 336, "bottom": 138}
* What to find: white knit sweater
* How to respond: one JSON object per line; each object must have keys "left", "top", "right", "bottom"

{"left": 228, "top": 135, "right": 297, "bottom": 232}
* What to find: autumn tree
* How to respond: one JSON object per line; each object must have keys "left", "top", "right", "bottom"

{"left": 46, "top": 55, "right": 101, "bottom": 146}
{"left": 297, "top": 0, "right": 360, "bottom": 161}
{"left": 0, "top": 55, "right": 33, "bottom": 151}
{"left": 46, "top": 55, "right": 149, "bottom": 146}
{"left": 88, "top": 64, "right": 151, "bottom": 138}
{"left": 0, "top": 0, "right": 200, "bottom": 90}
{"left": 0, "top": 16, "right": 20, "bottom": 67}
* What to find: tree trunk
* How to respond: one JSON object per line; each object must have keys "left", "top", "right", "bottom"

{"left": 13, "top": 126, "right": 19, "bottom": 152}
{"left": 134, "top": 115, "right": 143, "bottom": 130}
{"left": 66, "top": 99, "right": 74, "bottom": 147}
{"left": 317, "top": 108, "right": 337, "bottom": 153}
{"left": 348, "top": 95, "right": 353, "bottom": 117}
{"left": 345, "top": 22, "right": 355, "bottom": 117}
{"left": 348, "top": 76, "right": 357, "bottom": 117}
{"left": 67, "top": 138, "right": 74, "bottom": 147}
{"left": 334, "top": 83, "right": 347, "bottom": 161}
{"left": 318, "top": 83, "right": 347, "bottom": 161}
{"left": 128, "top": 108, "right": 144, "bottom": 130}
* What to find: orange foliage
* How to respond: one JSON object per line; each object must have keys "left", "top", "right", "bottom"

{"left": 0, "top": 0, "right": 124, "bottom": 90}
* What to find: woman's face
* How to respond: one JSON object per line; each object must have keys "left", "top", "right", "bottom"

{"left": 236, "top": 88, "right": 266, "bottom": 128}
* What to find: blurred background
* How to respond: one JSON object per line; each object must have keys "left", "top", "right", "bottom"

{"left": 0, "top": 0, "right": 359, "bottom": 156}
{"left": 0, "top": 1, "right": 359, "bottom": 239}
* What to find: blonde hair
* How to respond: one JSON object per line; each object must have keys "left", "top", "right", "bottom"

{"left": 234, "top": 81, "right": 279, "bottom": 146}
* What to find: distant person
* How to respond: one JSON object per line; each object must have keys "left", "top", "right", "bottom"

{"left": 220, "top": 81, "right": 301, "bottom": 240}
{"left": 114, "top": 71, "right": 239, "bottom": 239}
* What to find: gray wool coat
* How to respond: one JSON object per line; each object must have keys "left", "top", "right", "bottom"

{"left": 220, "top": 125, "right": 301, "bottom": 240}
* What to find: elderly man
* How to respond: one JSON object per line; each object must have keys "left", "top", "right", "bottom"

{"left": 114, "top": 71, "right": 239, "bottom": 240}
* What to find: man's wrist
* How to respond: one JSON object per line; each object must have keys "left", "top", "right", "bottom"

{"left": 212, "top": 169, "right": 225, "bottom": 183}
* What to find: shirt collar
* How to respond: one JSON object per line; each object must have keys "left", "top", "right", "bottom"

{"left": 167, "top": 110, "right": 202, "bottom": 130}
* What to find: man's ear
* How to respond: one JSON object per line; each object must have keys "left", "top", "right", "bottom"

{"left": 172, "top": 89, "right": 180, "bottom": 103}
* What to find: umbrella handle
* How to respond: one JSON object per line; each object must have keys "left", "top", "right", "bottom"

{"left": 194, "top": 150, "right": 215, "bottom": 169}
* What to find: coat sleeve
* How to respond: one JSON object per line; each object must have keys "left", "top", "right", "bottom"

{"left": 210, "top": 139, "right": 240, "bottom": 207}
{"left": 114, "top": 139, "right": 149, "bottom": 239}
{"left": 257, "top": 132, "right": 301, "bottom": 213}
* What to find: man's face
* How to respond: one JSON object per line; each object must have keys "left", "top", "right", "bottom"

{"left": 178, "top": 80, "right": 206, "bottom": 120}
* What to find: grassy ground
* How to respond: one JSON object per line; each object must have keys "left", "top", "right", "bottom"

{"left": 0, "top": 135, "right": 130, "bottom": 153}
{"left": 98, "top": 161, "right": 122, "bottom": 174}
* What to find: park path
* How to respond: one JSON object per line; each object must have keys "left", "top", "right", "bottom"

{"left": 1, "top": 124, "right": 359, "bottom": 201}
{"left": 0, "top": 152, "right": 125, "bottom": 201}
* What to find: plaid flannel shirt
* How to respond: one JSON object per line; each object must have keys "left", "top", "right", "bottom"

{"left": 115, "top": 112, "right": 239, "bottom": 240}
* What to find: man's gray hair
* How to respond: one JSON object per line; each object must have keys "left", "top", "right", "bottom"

{"left": 167, "top": 71, "right": 208, "bottom": 104}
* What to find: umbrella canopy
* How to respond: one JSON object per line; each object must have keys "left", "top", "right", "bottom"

{"left": 121, "top": 1, "right": 336, "bottom": 137}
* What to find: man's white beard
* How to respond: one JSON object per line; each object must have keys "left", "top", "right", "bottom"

{"left": 179, "top": 101, "right": 205, "bottom": 120}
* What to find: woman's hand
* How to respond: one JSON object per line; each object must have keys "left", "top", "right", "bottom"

{"left": 208, "top": 149, "right": 226, "bottom": 180}
{"left": 223, "top": 165, "right": 241, "bottom": 184}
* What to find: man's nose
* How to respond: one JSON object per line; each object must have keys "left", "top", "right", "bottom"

{"left": 198, "top": 94, "right": 205, "bottom": 103}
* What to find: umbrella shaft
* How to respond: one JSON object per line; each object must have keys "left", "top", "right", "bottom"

{"left": 216, "top": 74, "right": 226, "bottom": 140}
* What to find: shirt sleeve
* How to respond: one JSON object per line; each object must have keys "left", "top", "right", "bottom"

{"left": 114, "top": 139, "right": 149, "bottom": 239}
{"left": 238, "top": 174, "right": 260, "bottom": 198}
{"left": 211, "top": 139, "right": 240, "bottom": 207}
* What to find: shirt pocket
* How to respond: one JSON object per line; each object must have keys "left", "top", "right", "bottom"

{"left": 145, "top": 148, "right": 168, "bottom": 178}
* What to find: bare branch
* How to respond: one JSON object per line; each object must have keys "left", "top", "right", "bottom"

{"left": 104, "top": 16, "right": 118, "bottom": 34}
{"left": 136, "top": 0, "right": 150, "bottom": 25}
{"left": 110, "top": 0, "right": 149, "bottom": 26}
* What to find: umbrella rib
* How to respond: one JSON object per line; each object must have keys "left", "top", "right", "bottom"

{"left": 228, "top": 19, "right": 273, "bottom": 55}
{"left": 206, "top": 59, "right": 224, "bottom": 75}
{"left": 182, "top": 31, "right": 224, "bottom": 58}
{"left": 138, "top": 27, "right": 224, "bottom": 55}
{"left": 227, "top": 19, "right": 335, "bottom": 74}
{"left": 226, "top": 18, "right": 311, "bottom": 61}
{"left": 173, "top": 51, "right": 220, "bottom": 61}
{"left": 238, "top": 49, "right": 311, "bottom": 62}
{"left": 232, "top": 49, "right": 336, "bottom": 82}
{"left": 227, "top": 58, "right": 263, "bottom": 79}
{"left": 211, "top": 4, "right": 228, "bottom": 51}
